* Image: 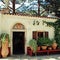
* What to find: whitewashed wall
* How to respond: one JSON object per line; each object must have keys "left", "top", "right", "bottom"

{"left": 0, "top": 13, "right": 2, "bottom": 34}
{"left": 0, "top": 14, "right": 57, "bottom": 54}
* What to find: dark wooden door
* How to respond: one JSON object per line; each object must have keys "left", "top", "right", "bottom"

{"left": 13, "top": 32, "right": 25, "bottom": 55}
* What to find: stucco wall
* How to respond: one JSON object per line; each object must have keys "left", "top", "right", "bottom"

{"left": 0, "top": 14, "right": 57, "bottom": 54}
{"left": 0, "top": 14, "right": 1, "bottom": 34}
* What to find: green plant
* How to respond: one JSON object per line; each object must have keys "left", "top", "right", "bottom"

{"left": 37, "top": 37, "right": 51, "bottom": 46}
{"left": 43, "top": 18, "right": 60, "bottom": 48}
{"left": 29, "top": 39, "right": 37, "bottom": 53}
{"left": 0, "top": 33, "right": 10, "bottom": 58}
{"left": 25, "top": 10, "right": 37, "bottom": 16}
{"left": 1, "top": 33, "right": 10, "bottom": 43}
{"left": 48, "top": 39, "right": 53, "bottom": 46}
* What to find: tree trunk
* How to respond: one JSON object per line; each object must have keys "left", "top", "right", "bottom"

{"left": 38, "top": 0, "right": 40, "bottom": 16}
{"left": 12, "top": 0, "right": 16, "bottom": 14}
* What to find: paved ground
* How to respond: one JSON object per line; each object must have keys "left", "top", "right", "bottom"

{"left": 0, "top": 54, "right": 60, "bottom": 60}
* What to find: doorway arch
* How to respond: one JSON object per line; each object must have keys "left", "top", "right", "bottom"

{"left": 12, "top": 23, "right": 25, "bottom": 55}
{"left": 12, "top": 23, "right": 25, "bottom": 30}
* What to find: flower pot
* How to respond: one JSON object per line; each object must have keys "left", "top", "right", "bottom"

{"left": 1, "top": 39, "right": 9, "bottom": 58}
{"left": 37, "top": 46, "right": 40, "bottom": 51}
{"left": 41, "top": 46, "right": 47, "bottom": 50}
{"left": 52, "top": 42, "right": 57, "bottom": 50}
{"left": 48, "top": 46, "right": 52, "bottom": 50}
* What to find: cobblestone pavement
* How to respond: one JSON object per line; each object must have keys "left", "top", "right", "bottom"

{"left": 0, "top": 54, "right": 60, "bottom": 60}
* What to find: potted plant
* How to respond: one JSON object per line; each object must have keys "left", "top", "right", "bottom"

{"left": 1, "top": 33, "right": 10, "bottom": 58}
{"left": 47, "top": 40, "right": 53, "bottom": 50}
{"left": 55, "top": 35, "right": 60, "bottom": 49}
{"left": 29, "top": 39, "right": 37, "bottom": 54}
{"left": 52, "top": 40, "right": 58, "bottom": 50}
{"left": 37, "top": 37, "right": 51, "bottom": 50}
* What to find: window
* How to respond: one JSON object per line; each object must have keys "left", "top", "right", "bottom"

{"left": 38, "top": 32, "right": 43, "bottom": 38}
{"left": 33, "top": 31, "right": 48, "bottom": 40}
{"left": 33, "top": 31, "right": 37, "bottom": 40}
{"left": 45, "top": 32, "right": 48, "bottom": 38}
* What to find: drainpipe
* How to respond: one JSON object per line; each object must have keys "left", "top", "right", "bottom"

{"left": 12, "top": 0, "right": 16, "bottom": 14}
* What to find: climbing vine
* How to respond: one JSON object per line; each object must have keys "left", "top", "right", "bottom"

{"left": 44, "top": 18, "right": 60, "bottom": 48}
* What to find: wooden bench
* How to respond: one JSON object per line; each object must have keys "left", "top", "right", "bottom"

{"left": 27, "top": 47, "right": 60, "bottom": 56}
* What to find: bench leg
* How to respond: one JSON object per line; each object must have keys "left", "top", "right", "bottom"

{"left": 47, "top": 51, "right": 49, "bottom": 55}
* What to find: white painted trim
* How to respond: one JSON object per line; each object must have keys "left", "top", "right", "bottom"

{"left": 12, "top": 29, "right": 26, "bottom": 32}
{"left": 10, "top": 31, "right": 13, "bottom": 55}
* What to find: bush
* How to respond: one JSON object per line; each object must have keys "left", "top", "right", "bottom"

{"left": 29, "top": 39, "right": 37, "bottom": 53}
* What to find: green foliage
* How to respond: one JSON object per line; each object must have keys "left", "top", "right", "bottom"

{"left": 44, "top": 18, "right": 60, "bottom": 48}
{"left": 37, "top": 37, "right": 51, "bottom": 46}
{"left": 54, "top": 19, "right": 60, "bottom": 48}
{"left": 29, "top": 39, "right": 37, "bottom": 52}
{"left": 46, "top": 0, "right": 60, "bottom": 15}
{"left": 43, "top": 21, "right": 55, "bottom": 27}
{"left": 0, "top": 33, "right": 10, "bottom": 43}
{"left": 25, "top": 10, "right": 37, "bottom": 16}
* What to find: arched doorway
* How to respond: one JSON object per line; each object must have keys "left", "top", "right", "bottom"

{"left": 12, "top": 23, "right": 25, "bottom": 55}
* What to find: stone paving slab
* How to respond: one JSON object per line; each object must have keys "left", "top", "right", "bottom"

{"left": 0, "top": 54, "right": 60, "bottom": 60}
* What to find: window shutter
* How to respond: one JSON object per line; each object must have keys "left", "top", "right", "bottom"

{"left": 33, "top": 31, "right": 38, "bottom": 40}
{"left": 45, "top": 32, "right": 48, "bottom": 38}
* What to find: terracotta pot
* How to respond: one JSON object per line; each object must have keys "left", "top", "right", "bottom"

{"left": 48, "top": 46, "right": 52, "bottom": 50}
{"left": 37, "top": 46, "right": 40, "bottom": 51}
{"left": 52, "top": 42, "right": 57, "bottom": 50}
{"left": 1, "top": 47, "right": 9, "bottom": 58}
{"left": 41, "top": 46, "right": 47, "bottom": 50}
{"left": 1, "top": 39, "right": 9, "bottom": 58}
